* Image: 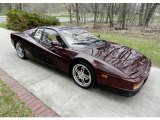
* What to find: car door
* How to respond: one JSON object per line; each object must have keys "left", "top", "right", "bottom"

{"left": 49, "top": 42, "right": 72, "bottom": 71}
{"left": 32, "top": 28, "right": 71, "bottom": 72}
{"left": 29, "top": 28, "right": 49, "bottom": 62}
{"left": 44, "top": 28, "right": 73, "bottom": 70}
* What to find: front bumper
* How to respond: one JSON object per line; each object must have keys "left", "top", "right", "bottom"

{"left": 99, "top": 76, "right": 148, "bottom": 97}
{"left": 126, "top": 76, "right": 148, "bottom": 96}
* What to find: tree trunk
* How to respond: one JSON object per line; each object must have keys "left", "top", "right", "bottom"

{"left": 69, "top": 4, "right": 72, "bottom": 24}
{"left": 108, "top": 3, "right": 114, "bottom": 27}
{"left": 0, "top": 3, "right": 2, "bottom": 13}
{"left": 7, "top": 3, "right": 12, "bottom": 10}
{"left": 122, "top": 3, "right": 127, "bottom": 29}
{"left": 93, "top": 3, "right": 98, "bottom": 29}
{"left": 19, "top": 3, "right": 22, "bottom": 10}
{"left": 105, "top": 12, "right": 109, "bottom": 24}
{"left": 118, "top": 3, "right": 123, "bottom": 23}
{"left": 105, "top": 4, "right": 109, "bottom": 24}
{"left": 126, "top": 3, "right": 131, "bottom": 27}
{"left": 76, "top": 3, "right": 79, "bottom": 26}
{"left": 65, "top": 3, "right": 72, "bottom": 24}
{"left": 138, "top": 3, "right": 145, "bottom": 26}
{"left": 143, "top": 3, "right": 152, "bottom": 26}
{"left": 93, "top": 10, "right": 97, "bottom": 28}
{"left": 83, "top": 13, "right": 86, "bottom": 24}
{"left": 144, "top": 3, "right": 159, "bottom": 26}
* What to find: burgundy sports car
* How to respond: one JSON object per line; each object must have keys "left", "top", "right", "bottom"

{"left": 11, "top": 26, "right": 151, "bottom": 96}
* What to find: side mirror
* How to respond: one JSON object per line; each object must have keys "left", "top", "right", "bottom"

{"left": 56, "top": 36, "right": 66, "bottom": 48}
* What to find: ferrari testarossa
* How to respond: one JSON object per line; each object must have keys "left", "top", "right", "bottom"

{"left": 11, "top": 26, "right": 151, "bottom": 96}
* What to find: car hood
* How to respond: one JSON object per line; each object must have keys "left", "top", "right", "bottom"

{"left": 74, "top": 40, "right": 151, "bottom": 79}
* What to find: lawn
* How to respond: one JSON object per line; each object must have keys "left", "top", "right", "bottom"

{"left": 0, "top": 80, "right": 34, "bottom": 117}
{"left": 94, "top": 32, "right": 160, "bottom": 66}
{"left": 0, "top": 13, "right": 5, "bottom": 16}
{"left": 0, "top": 23, "right": 7, "bottom": 28}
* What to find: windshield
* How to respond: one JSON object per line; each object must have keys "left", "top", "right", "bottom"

{"left": 60, "top": 28, "right": 100, "bottom": 46}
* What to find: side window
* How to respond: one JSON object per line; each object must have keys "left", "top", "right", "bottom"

{"left": 42, "top": 29, "right": 58, "bottom": 43}
{"left": 34, "top": 29, "right": 43, "bottom": 40}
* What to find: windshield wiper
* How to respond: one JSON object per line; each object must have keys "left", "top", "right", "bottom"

{"left": 85, "top": 36, "right": 100, "bottom": 43}
{"left": 91, "top": 39, "right": 100, "bottom": 43}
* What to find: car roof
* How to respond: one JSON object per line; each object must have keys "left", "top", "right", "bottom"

{"left": 38, "top": 26, "right": 84, "bottom": 31}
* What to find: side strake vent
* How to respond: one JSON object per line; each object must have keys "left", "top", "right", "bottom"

{"left": 30, "top": 47, "right": 54, "bottom": 64}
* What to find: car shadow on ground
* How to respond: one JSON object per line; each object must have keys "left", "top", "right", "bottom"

{"left": 27, "top": 57, "right": 138, "bottom": 100}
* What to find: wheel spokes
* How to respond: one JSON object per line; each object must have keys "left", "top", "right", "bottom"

{"left": 84, "top": 74, "right": 91, "bottom": 80}
{"left": 75, "top": 69, "right": 80, "bottom": 74}
{"left": 73, "top": 64, "right": 92, "bottom": 87}
{"left": 81, "top": 66, "right": 85, "bottom": 73}
{"left": 16, "top": 43, "right": 24, "bottom": 58}
{"left": 81, "top": 78, "right": 85, "bottom": 85}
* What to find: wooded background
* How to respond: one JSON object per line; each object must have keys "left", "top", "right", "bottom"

{"left": 0, "top": 3, "right": 160, "bottom": 29}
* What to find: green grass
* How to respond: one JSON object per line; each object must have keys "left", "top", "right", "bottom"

{"left": 54, "top": 12, "right": 93, "bottom": 18}
{"left": 0, "top": 23, "right": 7, "bottom": 28}
{"left": 0, "top": 80, "right": 34, "bottom": 117}
{"left": 52, "top": 12, "right": 73, "bottom": 18}
{"left": 0, "top": 13, "right": 5, "bottom": 16}
{"left": 55, "top": 14, "right": 72, "bottom": 18}
{"left": 94, "top": 32, "right": 160, "bottom": 66}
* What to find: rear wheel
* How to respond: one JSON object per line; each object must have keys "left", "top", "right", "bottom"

{"left": 72, "top": 61, "right": 96, "bottom": 88}
{"left": 15, "top": 41, "right": 26, "bottom": 59}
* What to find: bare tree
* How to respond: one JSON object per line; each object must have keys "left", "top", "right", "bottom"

{"left": 138, "top": 3, "right": 159, "bottom": 26}
{"left": 105, "top": 4, "right": 109, "bottom": 24}
{"left": 90, "top": 3, "right": 99, "bottom": 28}
{"left": 0, "top": 3, "right": 159, "bottom": 28}
{"left": 65, "top": 3, "right": 72, "bottom": 24}
{"left": 109, "top": 3, "right": 114, "bottom": 27}
{"left": 80, "top": 4, "right": 90, "bottom": 24}
{"left": 144, "top": 3, "right": 159, "bottom": 26}
{"left": 76, "top": 3, "right": 80, "bottom": 26}
{"left": 19, "top": 3, "right": 22, "bottom": 10}
{"left": 0, "top": 3, "right": 2, "bottom": 13}
{"left": 118, "top": 3, "right": 123, "bottom": 23}
{"left": 122, "top": 3, "right": 127, "bottom": 29}
{"left": 139, "top": 3, "right": 145, "bottom": 26}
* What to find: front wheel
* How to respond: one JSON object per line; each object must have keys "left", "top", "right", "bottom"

{"left": 15, "top": 41, "right": 26, "bottom": 59}
{"left": 72, "top": 61, "right": 96, "bottom": 88}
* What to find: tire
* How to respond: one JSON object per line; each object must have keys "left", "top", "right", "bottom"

{"left": 71, "top": 61, "right": 96, "bottom": 88}
{"left": 15, "top": 41, "right": 26, "bottom": 59}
